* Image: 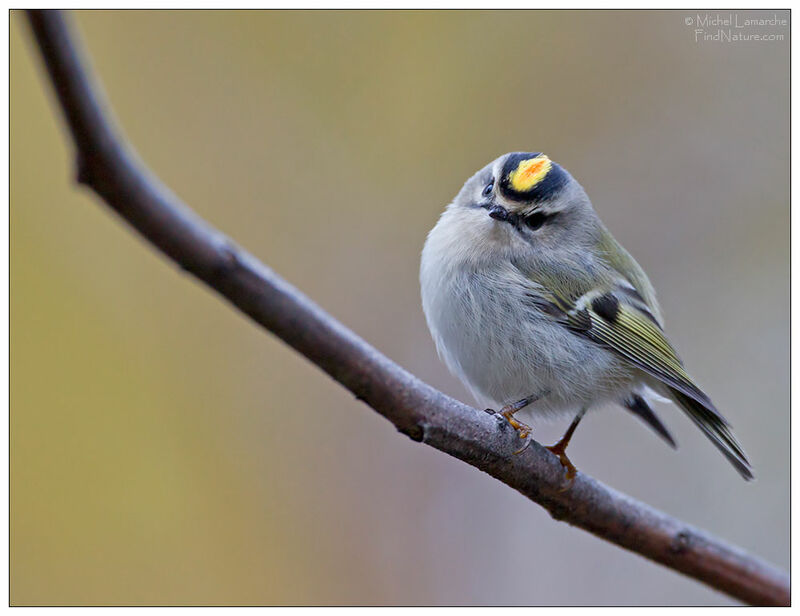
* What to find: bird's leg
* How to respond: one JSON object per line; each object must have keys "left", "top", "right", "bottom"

{"left": 487, "top": 391, "right": 547, "bottom": 441}
{"left": 546, "top": 407, "right": 588, "bottom": 481}
{"left": 500, "top": 398, "right": 534, "bottom": 439}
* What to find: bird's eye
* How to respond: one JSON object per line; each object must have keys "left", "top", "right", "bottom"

{"left": 482, "top": 180, "right": 494, "bottom": 197}
{"left": 524, "top": 211, "right": 555, "bottom": 231}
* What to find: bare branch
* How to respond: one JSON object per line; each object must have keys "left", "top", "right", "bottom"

{"left": 24, "top": 10, "right": 789, "bottom": 606}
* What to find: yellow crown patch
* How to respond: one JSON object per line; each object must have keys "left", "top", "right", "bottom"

{"left": 509, "top": 155, "right": 552, "bottom": 193}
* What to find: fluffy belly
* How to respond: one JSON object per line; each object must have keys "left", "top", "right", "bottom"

{"left": 424, "top": 271, "right": 637, "bottom": 418}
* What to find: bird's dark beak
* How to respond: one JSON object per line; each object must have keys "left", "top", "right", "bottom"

{"left": 488, "top": 204, "right": 510, "bottom": 222}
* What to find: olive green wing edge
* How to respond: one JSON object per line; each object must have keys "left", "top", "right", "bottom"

{"left": 529, "top": 286, "right": 752, "bottom": 478}
{"left": 562, "top": 298, "right": 727, "bottom": 424}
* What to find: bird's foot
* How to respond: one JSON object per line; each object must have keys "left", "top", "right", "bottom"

{"left": 500, "top": 409, "right": 533, "bottom": 441}
{"left": 546, "top": 440, "right": 578, "bottom": 484}
{"left": 484, "top": 405, "right": 534, "bottom": 454}
{"left": 486, "top": 395, "right": 546, "bottom": 455}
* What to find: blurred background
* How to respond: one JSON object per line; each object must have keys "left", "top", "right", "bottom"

{"left": 11, "top": 10, "right": 788, "bottom": 606}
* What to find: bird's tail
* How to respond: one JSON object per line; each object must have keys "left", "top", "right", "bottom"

{"left": 624, "top": 394, "right": 676, "bottom": 448}
{"left": 668, "top": 388, "right": 753, "bottom": 480}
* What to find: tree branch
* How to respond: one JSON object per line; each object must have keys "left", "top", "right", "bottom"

{"left": 24, "top": 10, "right": 789, "bottom": 606}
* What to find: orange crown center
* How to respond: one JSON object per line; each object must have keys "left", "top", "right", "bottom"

{"left": 509, "top": 155, "right": 552, "bottom": 192}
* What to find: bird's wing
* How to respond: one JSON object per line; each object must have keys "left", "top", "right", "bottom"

{"left": 561, "top": 289, "right": 718, "bottom": 414}
{"left": 595, "top": 229, "right": 664, "bottom": 325}
{"left": 535, "top": 284, "right": 753, "bottom": 479}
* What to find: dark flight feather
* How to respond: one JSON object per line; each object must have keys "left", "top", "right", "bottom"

{"left": 624, "top": 394, "right": 676, "bottom": 448}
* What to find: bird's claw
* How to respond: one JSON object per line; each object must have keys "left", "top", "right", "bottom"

{"left": 501, "top": 409, "right": 533, "bottom": 438}
{"left": 485, "top": 406, "right": 534, "bottom": 452}
{"left": 546, "top": 442, "right": 578, "bottom": 488}
{"left": 487, "top": 399, "right": 539, "bottom": 455}
{"left": 513, "top": 434, "right": 533, "bottom": 455}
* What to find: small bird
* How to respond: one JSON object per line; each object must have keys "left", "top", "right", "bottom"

{"left": 420, "top": 152, "right": 752, "bottom": 480}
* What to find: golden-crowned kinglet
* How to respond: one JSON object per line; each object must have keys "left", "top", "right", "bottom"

{"left": 420, "top": 152, "right": 752, "bottom": 480}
